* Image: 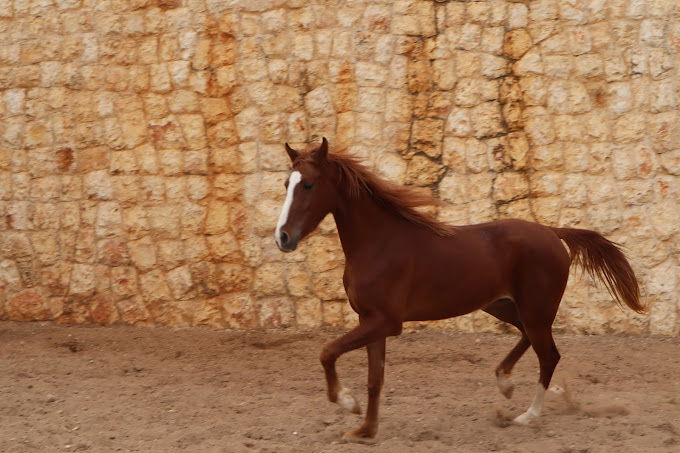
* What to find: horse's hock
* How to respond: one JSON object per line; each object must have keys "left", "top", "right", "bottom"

{"left": 0, "top": 0, "right": 677, "bottom": 334}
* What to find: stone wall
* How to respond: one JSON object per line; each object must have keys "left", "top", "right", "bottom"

{"left": 0, "top": 0, "right": 678, "bottom": 334}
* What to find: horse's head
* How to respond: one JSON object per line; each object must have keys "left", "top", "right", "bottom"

{"left": 275, "top": 138, "right": 338, "bottom": 252}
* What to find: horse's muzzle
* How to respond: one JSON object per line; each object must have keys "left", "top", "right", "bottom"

{"left": 276, "top": 230, "right": 298, "bottom": 252}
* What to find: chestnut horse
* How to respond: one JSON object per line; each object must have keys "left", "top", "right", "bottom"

{"left": 275, "top": 138, "right": 643, "bottom": 441}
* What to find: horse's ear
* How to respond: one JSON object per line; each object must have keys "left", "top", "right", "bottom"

{"left": 314, "top": 137, "right": 328, "bottom": 161}
{"left": 285, "top": 143, "right": 299, "bottom": 162}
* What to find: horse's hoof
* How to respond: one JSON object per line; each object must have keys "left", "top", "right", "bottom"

{"left": 342, "top": 428, "right": 377, "bottom": 444}
{"left": 337, "top": 387, "right": 361, "bottom": 414}
{"left": 512, "top": 411, "right": 537, "bottom": 426}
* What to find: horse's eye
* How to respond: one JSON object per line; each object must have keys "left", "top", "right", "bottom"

{"left": 303, "top": 182, "right": 314, "bottom": 190}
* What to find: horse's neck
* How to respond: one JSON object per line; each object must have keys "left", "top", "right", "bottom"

{"left": 332, "top": 193, "right": 405, "bottom": 261}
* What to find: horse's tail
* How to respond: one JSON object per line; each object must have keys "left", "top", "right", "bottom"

{"left": 551, "top": 227, "right": 645, "bottom": 314}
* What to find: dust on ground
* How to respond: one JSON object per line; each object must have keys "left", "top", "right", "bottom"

{"left": 1, "top": 321, "right": 678, "bottom": 452}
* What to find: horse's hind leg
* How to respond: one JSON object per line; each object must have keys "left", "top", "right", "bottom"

{"left": 511, "top": 285, "right": 564, "bottom": 425}
{"left": 512, "top": 324, "right": 560, "bottom": 425}
{"left": 483, "top": 298, "right": 530, "bottom": 399}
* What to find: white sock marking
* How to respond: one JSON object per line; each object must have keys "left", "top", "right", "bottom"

{"left": 275, "top": 171, "right": 301, "bottom": 247}
{"left": 337, "top": 387, "right": 358, "bottom": 412}
{"left": 497, "top": 372, "right": 513, "bottom": 396}
{"left": 513, "top": 383, "right": 546, "bottom": 425}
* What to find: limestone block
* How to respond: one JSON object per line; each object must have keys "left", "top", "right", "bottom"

{"left": 322, "top": 301, "right": 347, "bottom": 326}
{"left": 356, "top": 62, "right": 387, "bottom": 87}
{"left": 116, "top": 296, "right": 152, "bottom": 326}
{"left": 504, "top": 29, "right": 532, "bottom": 60}
{"left": 183, "top": 235, "right": 210, "bottom": 263}
{"left": 649, "top": 200, "right": 680, "bottom": 239}
{"left": 640, "top": 19, "right": 665, "bottom": 47}
{"left": 312, "top": 267, "right": 345, "bottom": 301}
{"left": 457, "top": 23, "right": 481, "bottom": 50}
{"left": 543, "top": 55, "right": 572, "bottom": 78}
{"left": 439, "top": 173, "right": 468, "bottom": 203}
{"left": 285, "top": 262, "right": 311, "bottom": 298}
{"left": 96, "top": 238, "right": 129, "bottom": 267}
{"left": 111, "top": 266, "right": 138, "bottom": 301}
{"left": 587, "top": 202, "right": 621, "bottom": 235}
{"left": 7, "top": 290, "right": 51, "bottom": 321}
{"left": 546, "top": 80, "right": 591, "bottom": 114}
{"left": 498, "top": 198, "right": 533, "bottom": 220}
{"left": 375, "top": 152, "right": 407, "bottom": 182}
{"left": 481, "top": 26, "right": 505, "bottom": 54}
{"left": 467, "top": 198, "right": 496, "bottom": 223}
{"left": 139, "top": 269, "right": 172, "bottom": 304}
{"left": 69, "top": 263, "right": 96, "bottom": 297}
{"left": 561, "top": 174, "right": 587, "bottom": 207}
{"left": 157, "top": 240, "right": 185, "bottom": 270}
{"left": 95, "top": 201, "right": 122, "bottom": 238}
{"left": 205, "top": 200, "right": 230, "bottom": 235}
{"left": 454, "top": 78, "right": 480, "bottom": 108}
{"left": 621, "top": 179, "right": 654, "bottom": 206}
{"left": 216, "top": 293, "right": 255, "bottom": 328}
{"left": 507, "top": 132, "right": 529, "bottom": 170}
{"left": 207, "top": 231, "right": 242, "bottom": 262}
{"left": 530, "top": 171, "right": 563, "bottom": 197}
{"left": 529, "top": 0, "right": 559, "bottom": 22}
{"left": 305, "top": 86, "right": 333, "bottom": 116}
{"left": 613, "top": 113, "right": 646, "bottom": 143}
{"left": 355, "top": 112, "right": 382, "bottom": 142}
{"left": 259, "top": 296, "right": 294, "bottom": 328}
{"left": 305, "top": 235, "right": 344, "bottom": 274}
{"left": 128, "top": 236, "right": 157, "bottom": 272}
{"left": 410, "top": 119, "right": 444, "bottom": 158}
{"left": 493, "top": 172, "right": 529, "bottom": 202}
{"left": 89, "top": 293, "right": 119, "bottom": 326}
{"left": 166, "top": 265, "right": 195, "bottom": 300}
{"left": 295, "top": 297, "right": 322, "bottom": 328}
{"left": 253, "top": 262, "right": 286, "bottom": 297}
{"left": 514, "top": 48, "right": 543, "bottom": 75}
{"left": 660, "top": 149, "right": 680, "bottom": 175}
{"left": 481, "top": 54, "right": 508, "bottom": 78}
{"left": 649, "top": 80, "right": 677, "bottom": 113}
{"left": 507, "top": 2, "right": 528, "bottom": 29}
{"left": 385, "top": 90, "right": 410, "bottom": 123}
{"left": 217, "top": 263, "right": 252, "bottom": 294}
{"left": 405, "top": 155, "right": 444, "bottom": 186}
{"left": 524, "top": 115, "right": 555, "bottom": 146}
{"left": 471, "top": 102, "right": 503, "bottom": 138}
{"left": 445, "top": 108, "right": 472, "bottom": 138}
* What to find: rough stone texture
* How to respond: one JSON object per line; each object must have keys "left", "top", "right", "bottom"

{"left": 0, "top": 0, "right": 677, "bottom": 334}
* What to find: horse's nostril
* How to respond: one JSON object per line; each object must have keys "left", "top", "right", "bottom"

{"left": 280, "top": 231, "right": 289, "bottom": 246}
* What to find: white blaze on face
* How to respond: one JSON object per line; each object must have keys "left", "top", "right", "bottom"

{"left": 275, "top": 171, "right": 302, "bottom": 247}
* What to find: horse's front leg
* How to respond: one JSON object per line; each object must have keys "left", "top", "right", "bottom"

{"left": 320, "top": 318, "right": 400, "bottom": 434}
{"left": 343, "top": 338, "right": 386, "bottom": 442}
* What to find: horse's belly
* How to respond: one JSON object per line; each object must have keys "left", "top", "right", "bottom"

{"left": 405, "top": 296, "right": 496, "bottom": 321}
{"left": 403, "top": 272, "right": 506, "bottom": 322}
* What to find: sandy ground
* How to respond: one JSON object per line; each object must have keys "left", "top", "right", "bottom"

{"left": 1, "top": 322, "right": 678, "bottom": 453}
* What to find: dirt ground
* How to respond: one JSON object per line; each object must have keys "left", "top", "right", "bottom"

{"left": 1, "top": 322, "right": 678, "bottom": 453}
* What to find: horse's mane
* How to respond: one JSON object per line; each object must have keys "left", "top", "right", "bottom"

{"left": 323, "top": 152, "right": 457, "bottom": 237}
